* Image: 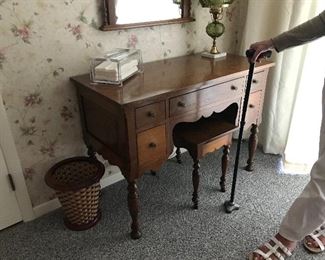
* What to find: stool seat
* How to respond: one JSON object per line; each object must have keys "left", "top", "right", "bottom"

{"left": 173, "top": 116, "right": 237, "bottom": 209}
{"left": 174, "top": 119, "right": 237, "bottom": 146}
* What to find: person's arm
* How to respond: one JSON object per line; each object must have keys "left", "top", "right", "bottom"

{"left": 250, "top": 10, "right": 325, "bottom": 62}
{"left": 273, "top": 10, "right": 325, "bottom": 52}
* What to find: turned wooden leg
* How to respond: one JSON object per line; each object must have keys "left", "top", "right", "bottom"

{"left": 127, "top": 181, "right": 141, "bottom": 239}
{"left": 192, "top": 160, "right": 200, "bottom": 209}
{"left": 220, "top": 145, "right": 230, "bottom": 192}
{"left": 176, "top": 147, "right": 182, "bottom": 164}
{"left": 245, "top": 124, "right": 258, "bottom": 172}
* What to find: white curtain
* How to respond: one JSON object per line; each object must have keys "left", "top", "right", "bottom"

{"left": 240, "top": 0, "right": 325, "bottom": 173}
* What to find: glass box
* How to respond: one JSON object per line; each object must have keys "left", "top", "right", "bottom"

{"left": 90, "top": 49, "right": 143, "bottom": 85}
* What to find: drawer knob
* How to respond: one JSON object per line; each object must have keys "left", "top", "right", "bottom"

{"left": 177, "top": 101, "right": 186, "bottom": 107}
{"left": 230, "top": 85, "right": 238, "bottom": 90}
{"left": 147, "top": 111, "right": 155, "bottom": 118}
{"left": 253, "top": 79, "right": 258, "bottom": 84}
{"left": 249, "top": 104, "right": 255, "bottom": 108}
{"left": 148, "top": 142, "right": 157, "bottom": 148}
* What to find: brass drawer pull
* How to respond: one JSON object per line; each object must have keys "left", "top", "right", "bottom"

{"left": 253, "top": 79, "right": 258, "bottom": 84}
{"left": 230, "top": 85, "right": 238, "bottom": 90}
{"left": 148, "top": 142, "right": 157, "bottom": 148}
{"left": 249, "top": 104, "right": 255, "bottom": 108}
{"left": 177, "top": 101, "right": 186, "bottom": 107}
{"left": 147, "top": 111, "right": 155, "bottom": 118}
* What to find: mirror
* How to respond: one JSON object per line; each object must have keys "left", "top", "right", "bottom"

{"left": 100, "top": 0, "right": 194, "bottom": 31}
{"left": 116, "top": 0, "right": 181, "bottom": 24}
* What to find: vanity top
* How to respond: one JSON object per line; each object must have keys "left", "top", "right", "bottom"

{"left": 71, "top": 54, "right": 274, "bottom": 105}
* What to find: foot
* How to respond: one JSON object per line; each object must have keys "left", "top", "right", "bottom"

{"left": 249, "top": 234, "right": 296, "bottom": 260}
{"left": 303, "top": 226, "right": 325, "bottom": 253}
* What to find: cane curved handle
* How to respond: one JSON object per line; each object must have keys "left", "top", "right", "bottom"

{"left": 246, "top": 49, "right": 272, "bottom": 60}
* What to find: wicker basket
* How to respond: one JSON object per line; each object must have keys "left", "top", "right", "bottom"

{"left": 45, "top": 157, "right": 105, "bottom": 231}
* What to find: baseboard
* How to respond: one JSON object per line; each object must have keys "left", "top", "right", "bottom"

{"left": 33, "top": 197, "right": 61, "bottom": 218}
{"left": 100, "top": 171, "right": 124, "bottom": 188}
{"left": 33, "top": 171, "right": 124, "bottom": 219}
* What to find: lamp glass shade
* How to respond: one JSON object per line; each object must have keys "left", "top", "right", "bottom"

{"left": 223, "top": 0, "right": 234, "bottom": 3}
{"left": 222, "top": 0, "right": 234, "bottom": 7}
{"left": 199, "top": 0, "right": 224, "bottom": 7}
{"left": 173, "top": 0, "right": 182, "bottom": 4}
{"left": 206, "top": 21, "right": 225, "bottom": 38}
{"left": 209, "top": 0, "right": 224, "bottom": 6}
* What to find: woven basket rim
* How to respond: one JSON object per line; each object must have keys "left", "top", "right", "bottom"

{"left": 45, "top": 156, "right": 105, "bottom": 192}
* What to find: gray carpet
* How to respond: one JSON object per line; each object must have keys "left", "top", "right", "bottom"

{"left": 0, "top": 143, "right": 323, "bottom": 260}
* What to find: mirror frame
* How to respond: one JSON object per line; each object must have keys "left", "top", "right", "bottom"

{"left": 100, "top": 0, "right": 194, "bottom": 31}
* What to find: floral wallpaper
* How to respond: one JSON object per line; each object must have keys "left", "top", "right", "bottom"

{"left": 0, "top": 0, "right": 246, "bottom": 207}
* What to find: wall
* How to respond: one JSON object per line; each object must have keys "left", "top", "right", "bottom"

{"left": 0, "top": 0, "right": 245, "bottom": 207}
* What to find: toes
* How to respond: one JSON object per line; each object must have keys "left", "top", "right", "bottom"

{"left": 306, "top": 240, "right": 315, "bottom": 247}
{"left": 252, "top": 254, "right": 262, "bottom": 260}
{"left": 305, "top": 236, "right": 320, "bottom": 249}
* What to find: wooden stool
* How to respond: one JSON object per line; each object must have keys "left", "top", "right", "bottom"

{"left": 173, "top": 114, "right": 237, "bottom": 209}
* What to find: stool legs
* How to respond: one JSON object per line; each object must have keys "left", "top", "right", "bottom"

{"left": 176, "top": 147, "right": 182, "bottom": 164}
{"left": 192, "top": 159, "right": 200, "bottom": 209}
{"left": 220, "top": 145, "right": 230, "bottom": 192}
{"left": 175, "top": 143, "right": 230, "bottom": 208}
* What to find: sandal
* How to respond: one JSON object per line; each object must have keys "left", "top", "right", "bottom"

{"left": 248, "top": 237, "right": 292, "bottom": 260}
{"left": 303, "top": 226, "right": 325, "bottom": 253}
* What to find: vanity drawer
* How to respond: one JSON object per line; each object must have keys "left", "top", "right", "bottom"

{"left": 251, "top": 70, "right": 267, "bottom": 92}
{"left": 169, "top": 77, "right": 245, "bottom": 117}
{"left": 136, "top": 101, "right": 166, "bottom": 129}
{"left": 246, "top": 90, "right": 263, "bottom": 126}
{"left": 137, "top": 125, "right": 166, "bottom": 168}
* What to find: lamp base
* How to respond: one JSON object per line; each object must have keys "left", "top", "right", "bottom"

{"left": 201, "top": 51, "right": 227, "bottom": 59}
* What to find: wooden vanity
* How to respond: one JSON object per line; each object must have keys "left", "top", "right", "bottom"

{"left": 70, "top": 54, "right": 274, "bottom": 239}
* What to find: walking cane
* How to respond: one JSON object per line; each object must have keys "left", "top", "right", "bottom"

{"left": 224, "top": 49, "right": 272, "bottom": 213}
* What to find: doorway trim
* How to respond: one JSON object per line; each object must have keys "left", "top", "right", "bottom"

{"left": 0, "top": 93, "right": 35, "bottom": 221}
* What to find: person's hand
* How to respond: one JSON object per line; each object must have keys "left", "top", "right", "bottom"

{"left": 249, "top": 39, "right": 274, "bottom": 63}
